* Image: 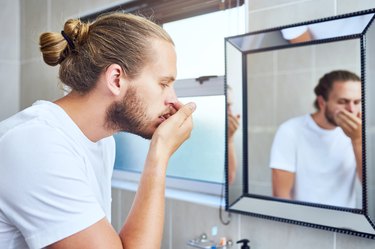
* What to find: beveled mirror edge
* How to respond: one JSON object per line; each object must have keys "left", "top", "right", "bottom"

{"left": 226, "top": 8, "right": 375, "bottom": 46}
{"left": 225, "top": 40, "right": 244, "bottom": 207}
{"left": 225, "top": 8, "right": 375, "bottom": 239}
{"left": 230, "top": 197, "right": 375, "bottom": 239}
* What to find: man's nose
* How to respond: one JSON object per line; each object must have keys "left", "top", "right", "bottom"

{"left": 165, "top": 87, "right": 178, "bottom": 105}
{"left": 346, "top": 102, "right": 355, "bottom": 113}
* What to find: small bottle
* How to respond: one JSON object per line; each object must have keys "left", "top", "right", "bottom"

{"left": 237, "top": 239, "right": 250, "bottom": 249}
{"left": 219, "top": 237, "right": 227, "bottom": 246}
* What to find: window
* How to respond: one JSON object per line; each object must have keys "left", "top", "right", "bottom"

{"left": 163, "top": 5, "right": 246, "bottom": 79}
{"left": 111, "top": 3, "right": 246, "bottom": 192}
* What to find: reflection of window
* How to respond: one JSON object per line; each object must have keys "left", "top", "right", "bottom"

{"left": 114, "top": 95, "right": 225, "bottom": 183}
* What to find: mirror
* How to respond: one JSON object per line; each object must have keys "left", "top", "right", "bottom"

{"left": 225, "top": 9, "right": 375, "bottom": 238}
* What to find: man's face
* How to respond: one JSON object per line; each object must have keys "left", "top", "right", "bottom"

{"left": 323, "top": 80, "right": 361, "bottom": 126}
{"left": 106, "top": 39, "right": 178, "bottom": 139}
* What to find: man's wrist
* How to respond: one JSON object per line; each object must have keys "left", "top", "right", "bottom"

{"left": 351, "top": 138, "right": 362, "bottom": 147}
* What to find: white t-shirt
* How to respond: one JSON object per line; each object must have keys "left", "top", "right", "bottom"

{"left": 0, "top": 100, "right": 115, "bottom": 249}
{"left": 269, "top": 114, "right": 357, "bottom": 208}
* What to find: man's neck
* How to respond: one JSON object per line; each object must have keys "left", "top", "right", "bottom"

{"left": 311, "top": 111, "right": 336, "bottom": 130}
{"left": 54, "top": 92, "right": 114, "bottom": 142}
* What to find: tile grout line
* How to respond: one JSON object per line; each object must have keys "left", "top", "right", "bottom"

{"left": 334, "top": 0, "right": 337, "bottom": 15}
{"left": 47, "top": 0, "right": 51, "bottom": 31}
{"left": 249, "top": 0, "right": 313, "bottom": 14}
{"left": 169, "top": 201, "right": 173, "bottom": 249}
{"left": 333, "top": 232, "right": 336, "bottom": 249}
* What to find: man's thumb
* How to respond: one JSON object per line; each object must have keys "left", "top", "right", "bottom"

{"left": 178, "top": 102, "right": 196, "bottom": 120}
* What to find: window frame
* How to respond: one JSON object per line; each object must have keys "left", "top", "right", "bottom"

{"left": 81, "top": 0, "right": 244, "bottom": 24}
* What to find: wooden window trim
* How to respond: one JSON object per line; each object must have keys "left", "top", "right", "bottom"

{"left": 81, "top": 0, "right": 244, "bottom": 24}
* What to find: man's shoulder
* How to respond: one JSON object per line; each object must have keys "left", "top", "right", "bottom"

{"left": 0, "top": 101, "right": 77, "bottom": 154}
{"left": 279, "top": 114, "right": 308, "bottom": 130}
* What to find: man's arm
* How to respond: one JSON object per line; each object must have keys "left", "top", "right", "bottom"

{"left": 48, "top": 102, "right": 196, "bottom": 249}
{"left": 228, "top": 113, "right": 240, "bottom": 185}
{"left": 335, "top": 110, "right": 362, "bottom": 181}
{"left": 272, "top": 169, "right": 295, "bottom": 199}
{"left": 120, "top": 100, "right": 195, "bottom": 248}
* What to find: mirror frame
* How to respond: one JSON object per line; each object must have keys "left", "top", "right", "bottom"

{"left": 225, "top": 8, "right": 375, "bottom": 238}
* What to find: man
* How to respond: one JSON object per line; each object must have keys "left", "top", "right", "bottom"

{"left": 0, "top": 13, "right": 195, "bottom": 249}
{"left": 227, "top": 85, "right": 240, "bottom": 185}
{"left": 270, "top": 70, "right": 362, "bottom": 208}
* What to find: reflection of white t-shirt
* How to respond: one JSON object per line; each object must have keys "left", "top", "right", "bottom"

{"left": 0, "top": 101, "right": 115, "bottom": 249}
{"left": 281, "top": 14, "right": 374, "bottom": 40}
{"left": 269, "top": 114, "right": 357, "bottom": 208}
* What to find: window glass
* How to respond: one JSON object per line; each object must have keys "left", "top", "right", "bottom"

{"left": 163, "top": 6, "right": 246, "bottom": 79}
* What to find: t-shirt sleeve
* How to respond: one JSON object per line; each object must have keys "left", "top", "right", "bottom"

{"left": 0, "top": 124, "right": 106, "bottom": 249}
{"left": 269, "top": 121, "right": 297, "bottom": 172}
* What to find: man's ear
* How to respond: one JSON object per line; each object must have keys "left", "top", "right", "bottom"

{"left": 104, "top": 64, "right": 127, "bottom": 96}
{"left": 317, "top": 95, "right": 326, "bottom": 110}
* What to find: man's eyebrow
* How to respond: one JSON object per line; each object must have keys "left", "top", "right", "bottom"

{"left": 160, "top": 76, "right": 175, "bottom": 83}
{"left": 337, "top": 97, "right": 362, "bottom": 101}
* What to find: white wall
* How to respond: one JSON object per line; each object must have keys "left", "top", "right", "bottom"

{"left": 0, "top": 0, "right": 20, "bottom": 121}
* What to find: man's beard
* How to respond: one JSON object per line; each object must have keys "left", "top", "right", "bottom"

{"left": 105, "top": 86, "right": 154, "bottom": 139}
{"left": 324, "top": 105, "right": 338, "bottom": 127}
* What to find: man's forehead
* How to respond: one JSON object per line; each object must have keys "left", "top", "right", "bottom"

{"left": 330, "top": 80, "right": 361, "bottom": 98}
{"left": 332, "top": 80, "right": 361, "bottom": 89}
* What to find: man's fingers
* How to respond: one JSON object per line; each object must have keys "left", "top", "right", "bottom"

{"left": 337, "top": 110, "right": 361, "bottom": 124}
{"left": 337, "top": 115, "right": 357, "bottom": 130}
{"left": 336, "top": 111, "right": 361, "bottom": 130}
{"left": 339, "top": 119, "right": 352, "bottom": 131}
{"left": 339, "top": 121, "right": 355, "bottom": 137}
{"left": 228, "top": 115, "right": 239, "bottom": 128}
{"left": 335, "top": 110, "right": 362, "bottom": 141}
{"left": 174, "top": 102, "right": 196, "bottom": 126}
{"left": 173, "top": 101, "right": 184, "bottom": 111}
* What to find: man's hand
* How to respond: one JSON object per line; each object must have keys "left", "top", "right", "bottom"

{"left": 150, "top": 102, "right": 196, "bottom": 162}
{"left": 335, "top": 109, "right": 362, "bottom": 143}
{"left": 228, "top": 113, "right": 240, "bottom": 140}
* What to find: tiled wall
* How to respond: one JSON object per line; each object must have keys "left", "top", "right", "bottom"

{"left": 13, "top": 0, "right": 375, "bottom": 248}
{"left": 18, "top": 0, "right": 127, "bottom": 110}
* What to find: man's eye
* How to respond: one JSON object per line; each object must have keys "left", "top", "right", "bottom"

{"left": 161, "top": 83, "right": 169, "bottom": 88}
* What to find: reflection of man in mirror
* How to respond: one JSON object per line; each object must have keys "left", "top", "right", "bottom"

{"left": 227, "top": 85, "right": 240, "bottom": 185}
{"left": 270, "top": 70, "right": 362, "bottom": 208}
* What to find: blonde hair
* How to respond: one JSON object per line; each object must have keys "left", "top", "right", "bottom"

{"left": 39, "top": 12, "right": 173, "bottom": 93}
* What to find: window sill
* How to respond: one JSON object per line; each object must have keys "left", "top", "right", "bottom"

{"left": 111, "top": 170, "right": 224, "bottom": 208}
